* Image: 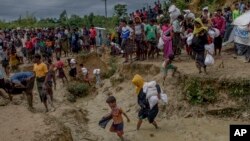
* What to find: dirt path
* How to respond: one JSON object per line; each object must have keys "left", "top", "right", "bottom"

{"left": 83, "top": 79, "right": 248, "bottom": 141}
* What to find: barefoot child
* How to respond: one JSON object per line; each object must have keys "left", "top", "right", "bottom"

{"left": 80, "top": 64, "right": 91, "bottom": 86}
{"left": 93, "top": 69, "right": 101, "bottom": 86}
{"left": 162, "top": 54, "right": 179, "bottom": 85}
{"left": 69, "top": 58, "right": 77, "bottom": 78}
{"left": 105, "top": 96, "right": 130, "bottom": 141}
{"left": 55, "top": 57, "right": 68, "bottom": 84}
{"left": 44, "top": 59, "right": 56, "bottom": 112}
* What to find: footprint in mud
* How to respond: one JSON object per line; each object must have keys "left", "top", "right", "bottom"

{"left": 149, "top": 133, "right": 155, "bottom": 137}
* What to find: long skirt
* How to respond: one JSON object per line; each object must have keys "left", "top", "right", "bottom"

{"left": 194, "top": 51, "right": 205, "bottom": 67}
{"left": 163, "top": 38, "right": 173, "bottom": 59}
{"left": 235, "top": 43, "right": 250, "bottom": 61}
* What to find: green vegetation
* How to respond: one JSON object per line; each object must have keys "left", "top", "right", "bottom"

{"left": 0, "top": 4, "right": 123, "bottom": 30}
{"left": 220, "top": 79, "right": 250, "bottom": 97}
{"left": 182, "top": 76, "right": 250, "bottom": 105}
{"left": 103, "top": 57, "right": 118, "bottom": 79}
{"left": 183, "top": 77, "right": 217, "bottom": 105}
{"left": 175, "top": 0, "right": 188, "bottom": 10}
{"left": 67, "top": 81, "right": 90, "bottom": 98}
{"left": 114, "top": 4, "right": 128, "bottom": 18}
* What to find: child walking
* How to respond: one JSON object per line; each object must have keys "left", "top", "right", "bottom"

{"left": 93, "top": 69, "right": 101, "bottom": 86}
{"left": 55, "top": 57, "right": 68, "bottom": 84}
{"left": 162, "top": 54, "right": 180, "bottom": 85}
{"left": 80, "top": 64, "right": 91, "bottom": 86}
{"left": 105, "top": 96, "right": 130, "bottom": 141}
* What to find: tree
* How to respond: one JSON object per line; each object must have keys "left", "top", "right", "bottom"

{"left": 88, "top": 12, "right": 94, "bottom": 25}
{"left": 69, "top": 14, "right": 83, "bottom": 27}
{"left": 59, "top": 10, "right": 68, "bottom": 24}
{"left": 114, "top": 4, "right": 127, "bottom": 18}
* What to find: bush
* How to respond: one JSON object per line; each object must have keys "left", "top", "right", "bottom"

{"left": 220, "top": 79, "right": 250, "bottom": 97}
{"left": 184, "top": 78, "right": 217, "bottom": 105}
{"left": 67, "top": 81, "right": 90, "bottom": 97}
{"left": 103, "top": 57, "right": 117, "bottom": 79}
{"left": 175, "top": 0, "right": 188, "bottom": 10}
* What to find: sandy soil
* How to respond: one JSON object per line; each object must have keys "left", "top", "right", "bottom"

{"left": 0, "top": 45, "right": 250, "bottom": 141}
{"left": 84, "top": 78, "right": 249, "bottom": 141}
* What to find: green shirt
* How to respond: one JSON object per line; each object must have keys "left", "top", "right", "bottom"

{"left": 145, "top": 24, "right": 157, "bottom": 41}
{"left": 233, "top": 10, "right": 240, "bottom": 21}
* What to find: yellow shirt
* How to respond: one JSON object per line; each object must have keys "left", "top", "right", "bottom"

{"left": 33, "top": 63, "right": 48, "bottom": 78}
{"left": 9, "top": 54, "right": 18, "bottom": 66}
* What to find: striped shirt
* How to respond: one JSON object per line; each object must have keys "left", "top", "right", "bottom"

{"left": 121, "top": 26, "right": 133, "bottom": 39}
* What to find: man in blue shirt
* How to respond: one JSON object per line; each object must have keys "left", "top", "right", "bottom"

{"left": 5, "top": 71, "right": 35, "bottom": 110}
{"left": 10, "top": 71, "right": 34, "bottom": 87}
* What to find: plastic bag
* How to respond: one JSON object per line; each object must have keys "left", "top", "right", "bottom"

{"left": 205, "top": 43, "right": 215, "bottom": 55}
{"left": 168, "top": 5, "right": 177, "bottom": 13}
{"left": 148, "top": 93, "right": 168, "bottom": 109}
{"left": 205, "top": 54, "right": 214, "bottom": 66}
{"left": 143, "top": 81, "right": 158, "bottom": 99}
{"left": 93, "top": 69, "right": 101, "bottom": 75}
{"left": 81, "top": 68, "right": 88, "bottom": 75}
{"left": 157, "top": 37, "right": 164, "bottom": 50}
{"left": 98, "top": 115, "right": 112, "bottom": 129}
{"left": 148, "top": 96, "right": 159, "bottom": 109}
{"left": 160, "top": 93, "right": 168, "bottom": 104}
{"left": 208, "top": 29, "right": 216, "bottom": 39}
{"left": 169, "top": 5, "right": 181, "bottom": 21}
{"left": 186, "top": 33, "right": 194, "bottom": 46}
{"left": 214, "top": 28, "right": 220, "bottom": 38}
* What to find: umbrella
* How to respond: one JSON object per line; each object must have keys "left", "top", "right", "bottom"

{"left": 233, "top": 10, "right": 250, "bottom": 26}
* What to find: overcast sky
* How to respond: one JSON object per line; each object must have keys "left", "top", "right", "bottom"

{"left": 0, "top": 0, "right": 164, "bottom": 21}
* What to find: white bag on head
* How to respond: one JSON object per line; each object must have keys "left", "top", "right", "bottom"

{"left": 205, "top": 54, "right": 214, "bottom": 66}
{"left": 169, "top": 5, "right": 181, "bottom": 21}
{"left": 81, "top": 68, "right": 88, "bottom": 75}
{"left": 93, "top": 69, "right": 101, "bottom": 75}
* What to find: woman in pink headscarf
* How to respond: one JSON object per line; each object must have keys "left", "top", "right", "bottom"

{"left": 161, "top": 19, "right": 174, "bottom": 59}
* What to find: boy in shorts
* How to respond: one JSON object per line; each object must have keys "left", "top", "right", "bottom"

{"left": 105, "top": 96, "right": 130, "bottom": 141}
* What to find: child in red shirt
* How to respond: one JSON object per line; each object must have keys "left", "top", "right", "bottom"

{"left": 55, "top": 57, "right": 68, "bottom": 84}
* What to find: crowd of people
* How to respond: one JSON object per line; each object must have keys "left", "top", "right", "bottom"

{"left": 112, "top": 1, "right": 250, "bottom": 72}
{"left": 0, "top": 24, "right": 104, "bottom": 112}
{"left": 105, "top": 1, "right": 250, "bottom": 140}
{"left": 0, "top": 0, "right": 250, "bottom": 140}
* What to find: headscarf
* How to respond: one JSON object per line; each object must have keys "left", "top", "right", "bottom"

{"left": 134, "top": 16, "right": 142, "bottom": 23}
{"left": 193, "top": 18, "right": 208, "bottom": 35}
{"left": 132, "top": 74, "right": 144, "bottom": 95}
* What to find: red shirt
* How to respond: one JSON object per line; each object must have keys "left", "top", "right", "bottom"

{"left": 89, "top": 28, "right": 97, "bottom": 38}
{"left": 212, "top": 16, "right": 226, "bottom": 36}
{"left": 56, "top": 60, "right": 64, "bottom": 68}
{"left": 143, "top": 11, "right": 148, "bottom": 19}
{"left": 25, "top": 41, "right": 33, "bottom": 49}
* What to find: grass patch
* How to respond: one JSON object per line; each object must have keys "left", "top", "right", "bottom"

{"left": 67, "top": 81, "right": 90, "bottom": 98}
{"left": 103, "top": 57, "right": 117, "bottom": 79}
{"left": 182, "top": 76, "right": 250, "bottom": 105}
{"left": 183, "top": 77, "right": 217, "bottom": 105}
{"left": 220, "top": 79, "right": 250, "bottom": 97}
